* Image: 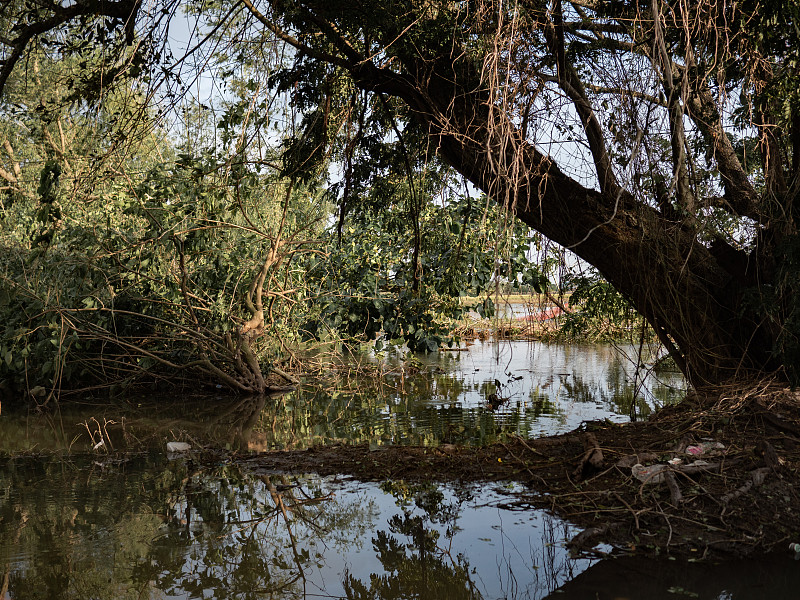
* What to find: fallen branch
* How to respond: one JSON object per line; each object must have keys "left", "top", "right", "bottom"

{"left": 271, "top": 365, "right": 300, "bottom": 385}
{"left": 615, "top": 452, "right": 660, "bottom": 469}
{"left": 663, "top": 469, "right": 683, "bottom": 504}
{"left": 721, "top": 467, "right": 770, "bottom": 504}
{"left": 510, "top": 434, "right": 547, "bottom": 457}
{"left": 673, "top": 461, "right": 723, "bottom": 475}
{"left": 631, "top": 461, "right": 722, "bottom": 485}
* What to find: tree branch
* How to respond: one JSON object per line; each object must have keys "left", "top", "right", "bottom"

{"left": 0, "top": 0, "right": 141, "bottom": 98}
{"left": 651, "top": 0, "right": 696, "bottom": 216}
{"left": 239, "top": 0, "right": 350, "bottom": 69}
{"left": 585, "top": 84, "right": 666, "bottom": 108}
{"left": 543, "top": 0, "right": 620, "bottom": 197}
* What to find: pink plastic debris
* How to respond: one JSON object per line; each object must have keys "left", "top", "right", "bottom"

{"left": 685, "top": 442, "right": 725, "bottom": 457}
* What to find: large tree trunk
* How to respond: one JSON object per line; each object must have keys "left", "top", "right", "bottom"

{"left": 351, "top": 61, "right": 776, "bottom": 387}
{"left": 242, "top": 0, "right": 790, "bottom": 388}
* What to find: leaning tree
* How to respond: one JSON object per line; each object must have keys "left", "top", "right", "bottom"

{"left": 3, "top": 0, "right": 799, "bottom": 387}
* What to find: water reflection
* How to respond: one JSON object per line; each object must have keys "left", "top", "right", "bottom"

{"left": 1, "top": 341, "right": 684, "bottom": 454}
{"left": 0, "top": 394, "right": 277, "bottom": 454}
{"left": 2, "top": 453, "right": 795, "bottom": 599}
{"left": 342, "top": 482, "right": 482, "bottom": 599}
{"left": 0, "top": 455, "right": 590, "bottom": 599}
{"left": 4, "top": 453, "right": 794, "bottom": 600}
{"left": 257, "top": 340, "right": 684, "bottom": 449}
{"left": 544, "top": 554, "right": 800, "bottom": 599}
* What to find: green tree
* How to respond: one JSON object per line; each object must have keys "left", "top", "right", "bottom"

{"left": 304, "top": 192, "right": 543, "bottom": 352}
{"left": 198, "top": 0, "right": 800, "bottom": 387}
{"left": 0, "top": 46, "right": 323, "bottom": 397}
{"left": 5, "top": 0, "right": 800, "bottom": 387}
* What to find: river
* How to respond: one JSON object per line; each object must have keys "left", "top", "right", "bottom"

{"left": 2, "top": 341, "right": 797, "bottom": 599}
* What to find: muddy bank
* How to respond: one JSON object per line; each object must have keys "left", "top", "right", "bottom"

{"left": 238, "top": 383, "right": 800, "bottom": 560}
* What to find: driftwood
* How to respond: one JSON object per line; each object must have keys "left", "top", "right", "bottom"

{"left": 615, "top": 452, "right": 659, "bottom": 469}
{"left": 721, "top": 467, "right": 771, "bottom": 504}
{"left": 663, "top": 470, "right": 683, "bottom": 504}
{"left": 631, "top": 461, "right": 722, "bottom": 486}
{"left": 567, "top": 522, "right": 622, "bottom": 553}
{"left": 526, "top": 435, "right": 584, "bottom": 447}
{"left": 670, "top": 461, "right": 722, "bottom": 475}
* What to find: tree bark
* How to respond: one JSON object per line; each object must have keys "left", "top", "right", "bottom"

{"left": 349, "top": 57, "right": 773, "bottom": 386}
{"left": 238, "top": 0, "right": 785, "bottom": 387}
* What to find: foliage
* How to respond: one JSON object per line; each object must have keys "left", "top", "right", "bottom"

{"left": 158, "top": 0, "right": 800, "bottom": 386}
{"left": 0, "top": 43, "right": 552, "bottom": 401}
{"left": 11, "top": 0, "right": 800, "bottom": 393}
{"left": 0, "top": 140, "right": 324, "bottom": 397}
{"left": 303, "top": 193, "right": 544, "bottom": 352}
{"left": 559, "top": 268, "right": 641, "bottom": 342}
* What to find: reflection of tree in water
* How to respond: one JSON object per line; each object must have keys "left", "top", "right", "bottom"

{"left": 148, "top": 468, "right": 378, "bottom": 599}
{"left": 240, "top": 344, "right": 686, "bottom": 450}
{"left": 0, "top": 456, "right": 175, "bottom": 600}
{"left": 257, "top": 379, "right": 560, "bottom": 449}
{"left": 530, "top": 372, "right": 655, "bottom": 423}
{"left": 343, "top": 481, "right": 482, "bottom": 600}
{"left": 341, "top": 483, "right": 588, "bottom": 600}
{"left": 2, "top": 455, "right": 605, "bottom": 600}
{"left": 0, "top": 456, "right": 377, "bottom": 600}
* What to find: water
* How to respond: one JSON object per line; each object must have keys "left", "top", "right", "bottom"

{"left": 257, "top": 339, "right": 684, "bottom": 450}
{"left": 2, "top": 341, "right": 683, "bottom": 454}
{"left": 2, "top": 454, "right": 797, "bottom": 599}
{"left": 0, "top": 454, "right": 591, "bottom": 599}
{"left": 2, "top": 341, "right": 795, "bottom": 598}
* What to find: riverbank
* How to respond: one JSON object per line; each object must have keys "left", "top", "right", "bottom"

{"left": 451, "top": 293, "right": 652, "bottom": 343}
{"left": 4, "top": 339, "right": 790, "bottom": 561}
{"left": 240, "top": 381, "right": 800, "bottom": 560}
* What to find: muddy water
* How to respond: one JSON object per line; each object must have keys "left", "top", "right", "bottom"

{"left": 2, "top": 342, "right": 795, "bottom": 598}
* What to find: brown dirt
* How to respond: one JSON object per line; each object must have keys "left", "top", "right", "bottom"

{"left": 237, "top": 382, "right": 800, "bottom": 560}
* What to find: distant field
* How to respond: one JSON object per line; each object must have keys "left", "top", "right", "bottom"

{"left": 460, "top": 293, "right": 570, "bottom": 304}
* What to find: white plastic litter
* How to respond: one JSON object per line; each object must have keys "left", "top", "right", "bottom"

{"left": 166, "top": 441, "right": 191, "bottom": 453}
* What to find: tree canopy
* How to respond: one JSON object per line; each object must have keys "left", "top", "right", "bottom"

{"left": 3, "top": 0, "right": 800, "bottom": 388}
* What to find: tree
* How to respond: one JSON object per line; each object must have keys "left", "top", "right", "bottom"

{"left": 3, "top": 0, "right": 799, "bottom": 387}
{"left": 0, "top": 46, "right": 317, "bottom": 397}
{"left": 225, "top": 0, "right": 800, "bottom": 387}
{"left": 303, "top": 191, "right": 543, "bottom": 352}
